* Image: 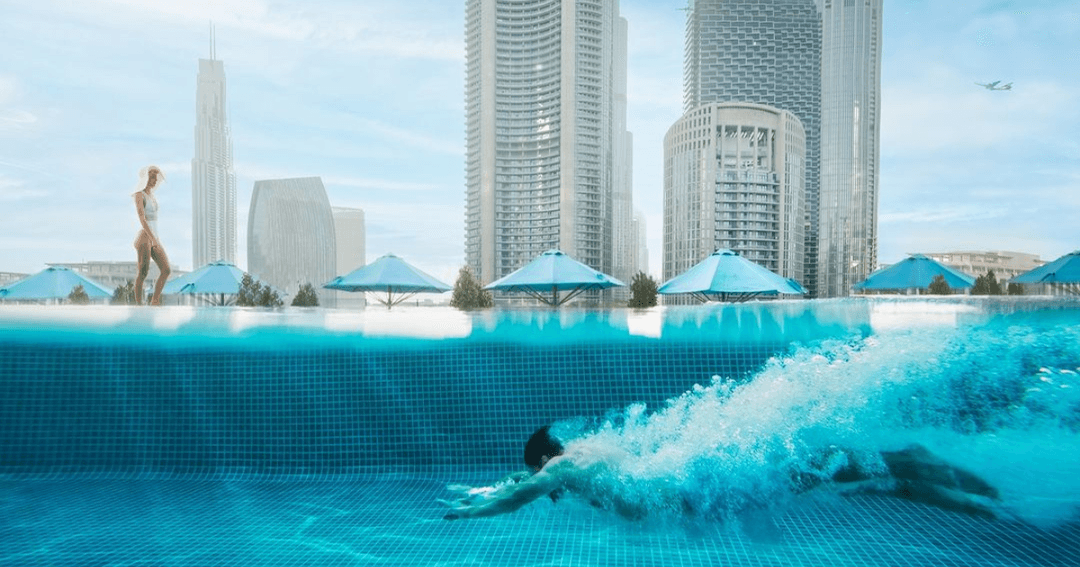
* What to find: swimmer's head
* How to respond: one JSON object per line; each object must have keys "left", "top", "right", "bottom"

{"left": 524, "top": 425, "right": 564, "bottom": 471}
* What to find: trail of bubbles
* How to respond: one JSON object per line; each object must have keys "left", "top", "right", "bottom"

{"left": 556, "top": 318, "right": 1080, "bottom": 526}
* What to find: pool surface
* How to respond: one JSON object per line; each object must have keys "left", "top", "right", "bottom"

{"left": 1, "top": 298, "right": 1078, "bottom": 566}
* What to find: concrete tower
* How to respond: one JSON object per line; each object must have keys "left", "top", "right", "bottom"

{"left": 664, "top": 103, "right": 806, "bottom": 287}
{"left": 817, "top": 0, "right": 883, "bottom": 297}
{"left": 681, "top": 0, "right": 821, "bottom": 295}
{"left": 464, "top": 0, "right": 632, "bottom": 288}
{"left": 247, "top": 177, "right": 337, "bottom": 307}
{"left": 191, "top": 32, "right": 237, "bottom": 268}
{"left": 332, "top": 206, "right": 366, "bottom": 309}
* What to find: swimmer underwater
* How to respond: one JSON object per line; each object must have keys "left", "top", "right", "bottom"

{"left": 440, "top": 425, "right": 1003, "bottom": 521}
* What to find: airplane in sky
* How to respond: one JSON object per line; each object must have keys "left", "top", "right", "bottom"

{"left": 976, "top": 81, "right": 1013, "bottom": 91}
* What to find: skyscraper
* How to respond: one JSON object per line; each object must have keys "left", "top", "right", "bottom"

{"left": 464, "top": 0, "right": 632, "bottom": 287}
{"left": 681, "top": 0, "right": 821, "bottom": 294}
{"left": 664, "top": 103, "right": 806, "bottom": 286}
{"left": 247, "top": 177, "right": 336, "bottom": 307}
{"left": 611, "top": 16, "right": 635, "bottom": 301}
{"left": 817, "top": 0, "right": 883, "bottom": 297}
{"left": 191, "top": 42, "right": 237, "bottom": 268}
{"left": 332, "top": 206, "right": 366, "bottom": 309}
{"left": 632, "top": 209, "right": 649, "bottom": 277}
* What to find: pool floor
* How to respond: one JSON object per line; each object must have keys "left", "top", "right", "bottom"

{"left": 1, "top": 475, "right": 1076, "bottom": 566}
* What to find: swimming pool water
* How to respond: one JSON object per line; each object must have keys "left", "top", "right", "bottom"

{"left": 1, "top": 299, "right": 1078, "bottom": 566}
{"left": 3, "top": 477, "right": 1076, "bottom": 566}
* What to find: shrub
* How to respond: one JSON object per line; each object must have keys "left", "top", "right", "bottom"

{"left": 450, "top": 266, "right": 493, "bottom": 310}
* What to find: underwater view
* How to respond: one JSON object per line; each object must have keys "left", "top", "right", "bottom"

{"left": 1, "top": 299, "right": 1078, "bottom": 566}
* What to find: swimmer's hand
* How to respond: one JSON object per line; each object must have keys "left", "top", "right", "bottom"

{"left": 439, "top": 470, "right": 555, "bottom": 520}
{"left": 439, "top": 473, "right": 526, "bottom": 520}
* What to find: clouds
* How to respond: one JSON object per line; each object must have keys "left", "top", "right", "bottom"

{"left": 0, "top": 0, "right": 1076, "bottom": 281}
{"left": 877, "top": 0, "right": 1080, "bottom": 265}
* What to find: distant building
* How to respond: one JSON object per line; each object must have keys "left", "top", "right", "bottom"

{"left": 191, "top": 48, "right": 238, "bottom": 267}
{"left": 332, "top": 207, "right": 366, "bottom": 309}
{"left": 683, "top": 0, "right": 821, "bottom": 296}
{"left": 0, "top": 271, "right": 29, "bottom": 287}
{"left": 464, "top": 0, "right": 632, "bottom": 296}
{"left": 816, "top": 0, "right": 884, "bottom": 297}
{"left": 664, "top": 103, "right": 806, "bottom": 290}
{"left": 248, "top": 177, "right": 336, "bottom": 307}
{"left": 921, "top": 251, "right": 1044, "bottom": 281}
{"left": 632, "top": 209, "right": 648, "bottom": 278}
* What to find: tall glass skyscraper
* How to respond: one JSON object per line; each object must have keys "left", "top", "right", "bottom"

{"left": 247, "top": 177, "right": 337, "bottom": 307}
{"left": 817, "top": 0, "right": 883, "bottom": 297}
{"left": 191, "top": 48, "right": 237, "bottom": 269}
{"left": 682, "top": 0, "right": 821, "bottom": 295}
{"left": 464, "top": 0, "right": 631, "bottom": 286}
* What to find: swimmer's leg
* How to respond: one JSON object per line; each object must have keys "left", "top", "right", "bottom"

{"left": 880, "top": 444, "right": 1001, "bottom": 518}
{"left": 881, "top": 444, "right": 999, "bottom": 500}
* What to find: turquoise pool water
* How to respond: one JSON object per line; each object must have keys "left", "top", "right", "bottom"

{"left": 1, "top": 298, "right": 1078, "bottom": 566}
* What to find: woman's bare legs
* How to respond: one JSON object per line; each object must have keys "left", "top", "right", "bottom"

{"left": 148, "top": 244, "right": 171, "bottom": 305}
{"left": 134, "top": 233, "right": 151, "bottom": 305}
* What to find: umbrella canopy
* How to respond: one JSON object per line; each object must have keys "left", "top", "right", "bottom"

{"left": 1011, "top": 250, "right": 1080, "bottom": 285}
{"left": 658, "top": 249, "right": 807, "bottom": 303}
{"left": 853, "top": 254, "right": 975, "bottom": 292}
{"left": 0, "top": 266, "right": 112, "bottom": 301}
{"left": 162, "top": 260, "right": 276, "bottom": 305}
{"left": 324, "top": 253, "right": 451, "bottom": 309}
{"left": 483, "top": 249, "right": 625, "bottom": 306}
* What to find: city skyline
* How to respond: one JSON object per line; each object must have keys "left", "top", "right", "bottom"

{"left": 0, "top": 1, "right": 1077, "bottom": 286}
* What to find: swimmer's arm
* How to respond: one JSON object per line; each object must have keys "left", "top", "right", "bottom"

{"left": 442, "top": 469, "right": 561, "bottom": 520}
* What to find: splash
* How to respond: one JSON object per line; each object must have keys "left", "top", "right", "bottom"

{"left": 557, "top": 315, "right": 1080, "bottom": 527}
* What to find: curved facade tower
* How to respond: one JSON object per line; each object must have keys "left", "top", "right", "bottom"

{"left": 247, "top": 177, "right": 336, "bottom": 307}
{"left": 817, "top": 0, "right": 883, "bottom": 297}
{"left": 465, "top": 0, "right": 631, "bottom": 285}
{"left": 682, "top": 0, "right": 820, "bottom": 296}
{"left": 664, "top": 103, "right": 806, "bottom": 287}
{"left": 191, "top": 54, "right": 237, "bottom": 268}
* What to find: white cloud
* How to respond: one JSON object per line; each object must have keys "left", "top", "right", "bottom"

{"left": 880, "top": 205, "right": 1012, "bottom": 225}
{"left": 0, "top": 109, "right": 37, "bottom": 126}
{"left": 0, "top": 75, "right": 18, "bottom": 104}
{"left": 101, "top": 0, "right": 462, "bottom": 61}
{"left": 322, "top": 176, "right": 442, "bottom": 193}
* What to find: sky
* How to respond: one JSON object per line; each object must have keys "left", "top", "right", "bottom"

{"left": 1, "top": 0, "right": 1078, "bottom": 285}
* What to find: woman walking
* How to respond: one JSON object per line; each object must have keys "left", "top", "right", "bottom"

{"left": 132, "top": 165, "right": 171, "bottom": 305}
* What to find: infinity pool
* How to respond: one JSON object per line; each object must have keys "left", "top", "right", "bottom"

{"left": 1, "top": 298, "right": 1078, "bottom": 566}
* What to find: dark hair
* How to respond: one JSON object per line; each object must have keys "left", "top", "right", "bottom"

{"left": 524, "top": 425, "right": 564, "bottom": 469}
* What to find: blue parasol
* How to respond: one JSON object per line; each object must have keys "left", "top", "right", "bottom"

{"left": 162, "top": 260, "right": 278, "bottom": 305}
{"left": 658, "top": 249, "right": 806, "bottom": 303}
{"left": 0, "top": 266, "right": 112, "bottom": 301}
{"left": 1011, "top": 250, "right": 1080, "bottom": 286}
{"left": 853, "top": 254, "right": 975, "bottom": 293}
{"left": 483, "top": 249, "right": 625, "bottom": 306}
{"left": 324, "top": 253, "right": 451, "bottom": 309}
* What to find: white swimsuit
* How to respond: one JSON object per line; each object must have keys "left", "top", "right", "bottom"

{"left": 136, "top": 192, "right": 158, "bottom": 241}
